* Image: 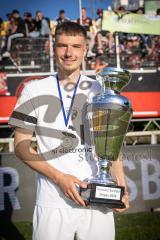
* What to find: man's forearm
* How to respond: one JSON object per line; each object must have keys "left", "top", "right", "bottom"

{"left": 15, "top": 140, "right": 64, "bottom": 185}
{"left": 15, "top": 139, "right": 86, "bottom": 206}
{"left": 110, "top": 157, "right": 127, "bottom": 190}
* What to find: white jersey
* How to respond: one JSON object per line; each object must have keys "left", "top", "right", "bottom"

{"left": 9, "top": 74, "right": 102, "bottom": 208}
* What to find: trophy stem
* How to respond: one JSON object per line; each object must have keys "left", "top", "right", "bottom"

{"left": 90, "top": 159, "right": 116, "bottom": 185}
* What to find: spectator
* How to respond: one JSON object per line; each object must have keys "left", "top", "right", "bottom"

{"left": 136, "top": 7, "right": 145, "bottom": 15}
{"left": 24, "top": 12, "right": 40, "bottom": 38}
{"left": 0, "top": 72, "right": 10, "bottom": 95}
{"left": 55, "top": 9, "right": 70, "bottom": 26}
{"left": 77, "top": 7, "right": 95, "bottom": 57}
{"left": 6, "top": 13, "right": 17, "bottom": 35}
{"left": 127, "top": 53, "right": 142, "bottom": 69}
{"left": 147, "top": 35, "right": 160, "bottom": 67}
{"left": 3, "top": 9, "right": 25, "bottom": 57}
{"left": 95, "top": 8, "right": 109, "bottom": 55}
{"left": 95, "top": 8, "right": 103, "bottom": 32}
{"left": 2, "top": 13, "right": 17, "bottom": 55}
{"left": 35, "top": 11, "right": 50, "bottom": 36}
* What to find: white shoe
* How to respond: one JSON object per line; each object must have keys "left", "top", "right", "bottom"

{"left": 2, "top": 51, "right": 10, "bottom": 57}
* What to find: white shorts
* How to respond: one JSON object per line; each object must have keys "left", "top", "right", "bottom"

{"left": 33, "top": 205, "right": 115, "bottom": 240}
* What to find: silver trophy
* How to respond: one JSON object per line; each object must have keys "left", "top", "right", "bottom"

{"left": 80, "top": 67, "right": 132, "bottom": 208}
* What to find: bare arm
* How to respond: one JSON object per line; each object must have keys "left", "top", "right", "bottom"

{"left": 110, "top": 156, "right": 129, "bottom": 212}
{"left": 14, "top": 127, "right": 86, "bottom": 206}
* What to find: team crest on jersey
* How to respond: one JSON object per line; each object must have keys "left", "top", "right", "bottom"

{"left": 61, "top": 136, "right": 74, "bottom": 149}
{"left": 61, "top": 131, "right": 77, "bottom": 149}
{"left": 71, "top": 108, "right": 79, "bottom": 120}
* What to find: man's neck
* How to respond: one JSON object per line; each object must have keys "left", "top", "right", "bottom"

{"left": 57, "top": 69, "right": 81, "bottom": 86}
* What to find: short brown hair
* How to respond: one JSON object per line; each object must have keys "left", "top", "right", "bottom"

{"left": 55, "top": 21, "right": 87, "bottom": 40}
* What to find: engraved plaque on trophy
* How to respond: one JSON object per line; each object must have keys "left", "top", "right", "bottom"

{"left": 80, "top": 67, "right": 132, "bottom": 208}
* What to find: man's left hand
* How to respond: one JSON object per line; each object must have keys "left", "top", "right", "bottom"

{"left": 113, "top": 191, "right": 130, "bottom": 213}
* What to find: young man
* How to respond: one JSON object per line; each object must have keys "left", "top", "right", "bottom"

{"left": 77, "top": 7, "right": 96, "bottom": 57}
{"left": 55, "top": 9, "right": 70, "bottom": 26}
{"left": 3, "top": 9, "right": 25, "bottom": 57}
{"left": 9, "top": 22, "right": 129, "bottom": 240}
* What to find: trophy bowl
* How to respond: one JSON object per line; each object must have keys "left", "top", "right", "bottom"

{"left": 80, "top": 67, "right": 132, "bottom": 208}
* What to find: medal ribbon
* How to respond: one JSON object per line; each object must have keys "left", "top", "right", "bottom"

{"left": 56, "top": 74, "right": 81, "bottom": 127}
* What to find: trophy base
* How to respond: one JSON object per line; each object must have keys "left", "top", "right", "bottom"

{"left": 80, "top": 183, "right": 125, "bottom": 208}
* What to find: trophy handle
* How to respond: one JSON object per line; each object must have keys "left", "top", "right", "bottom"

{"left": 96, "top": 67, "right": 132, "bottom": 93}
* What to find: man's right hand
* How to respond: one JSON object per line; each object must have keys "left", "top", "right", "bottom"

{"left": 56, "top": 173, "right": 87, "bottom": 206}
{"left": 14, "top": 128, "right": 87, "bottom": 207}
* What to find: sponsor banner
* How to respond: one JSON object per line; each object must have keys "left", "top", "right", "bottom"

{"left": 0, "top": 145, "right": 160, "bottom": 221}
{"left": 122, "top": 92, "right": 160, "bottom": 118}
{"left": 122, "top": 145, "right": 160, "bottom": 213}
{"left": 0, "top": 96, "right": 17, "bottom": 123}
{"left": 0, "top": 153, "right": 36, "bottom": 221}
{"left": 145, "top": 0, "right": 160, "bottom": 16}
{"left": 102, "top": 11, "right": 160, "bottom": 35}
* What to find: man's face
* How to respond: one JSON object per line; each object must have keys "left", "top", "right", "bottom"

{"left": 54, "top": 34, "right": 87, "bottom": 74}
{"left": 82, "top": 9, "right": 86, "bottom": 18}
{"left": 60, "top": 13, "right": 65, "bottom": 19}
{"left": 13, "top": 13, "right": 19, "bottom": 19}
{"left": 36, "top": 12, "right": 43, "bottom": 20}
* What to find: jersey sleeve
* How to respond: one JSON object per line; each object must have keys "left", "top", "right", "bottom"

{"left": 88, "top": 80, "right": 102, "bottom": 103}
{"left": 9, "top": 84, "right": 37, "bottom": 132}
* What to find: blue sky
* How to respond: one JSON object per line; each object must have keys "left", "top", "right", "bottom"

{"left": 0, "top": 0, "right": 112, "bottom": 21}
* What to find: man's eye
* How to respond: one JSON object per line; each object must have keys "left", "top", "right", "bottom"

{"left": 74, "top": 45, "right": 81, "bottom": 48}
{"left": 57, "top": 44, "right": 66, "bottom": 47}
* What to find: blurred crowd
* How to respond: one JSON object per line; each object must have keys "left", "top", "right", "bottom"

{"left": 0, "top": 6, "right": 160, "bottom": 70}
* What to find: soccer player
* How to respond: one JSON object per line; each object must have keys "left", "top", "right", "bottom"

{"left": 9, "top": 22, "right": 129, "bottom": 240}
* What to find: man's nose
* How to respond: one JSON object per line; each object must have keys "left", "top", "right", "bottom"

{"left": 65, "top": 46, "right": 73, "bottom": 57}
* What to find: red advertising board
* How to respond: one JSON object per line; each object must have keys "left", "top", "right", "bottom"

{"left": 0, "top": 71, "right": 160, "bottom": 123}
